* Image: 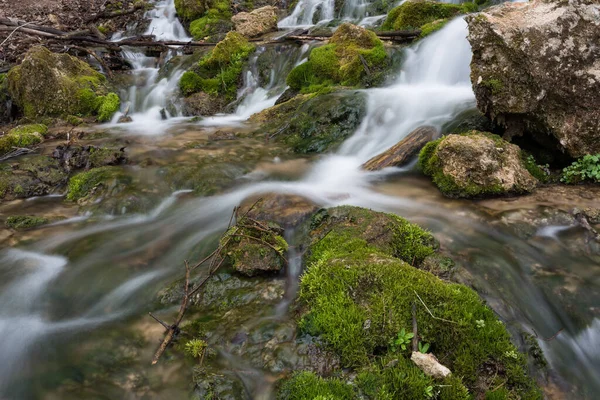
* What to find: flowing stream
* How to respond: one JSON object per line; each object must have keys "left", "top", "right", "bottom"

{"left": 0, "top": 1, "right": 598, "bottom": 398}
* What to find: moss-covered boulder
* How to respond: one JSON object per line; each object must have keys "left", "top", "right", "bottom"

{"left": 277, "top": 206, "right": 541, "bottom": 399}
{"left": 0, "top": 155, "right": 67, "bottom": 200}
{"left": 187, "top": 0, "right": 233, "bottom": 42}
{"left": 66, "top": 166, "right": 131, "bottom": 202}
{"left": 6, "top": 46, "right": 120, "bottom": 121}
{"left": 250, "top": 90, "right": 367, "bottom": 154}
{"left": 0, "top": 124, "right": 48, "bottom": 156}
{"left": 175, "top": 0, "right": 208, "bottom": 22}
{"left": 286, "top": 23, "right": 389, "bottom": 93}
{"left": 419, "top": 131, "right": 538, "bottom": 198}
{"left": 179, "top": 32, "right": 255, "bottom": 114}
{"left": 382, "top": 0, "right": 475, "bottom": 32}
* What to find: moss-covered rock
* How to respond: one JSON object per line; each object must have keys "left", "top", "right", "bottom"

{"left": 179, "top": 32, "right": 255, "bottom": 114}
{"left": 5, "top": 215, "right": 50, "bottom": 230}
{"left": 6, "top": 46, "right": 120, "bottom": 121}
{"left": 160, "top": 161, "right": 249, "bottom": 196}
{"left": 66, "top": 166, "right": 131, "bottom": 202}
{"left": 175, "top": 0, "right": 208, "bottom": 22}
{"left": 286, "top": 23, "right": 390, "bottom": 93}
{"left": 0, "top": 124, "right": 48, "bottom": 155}
{"left": 418, "top": 131, "right": 538, "bottom": 198}
{"left": 251, "top": 90, "right": 367, "bottom": 154}
{"left": 277, "top": 206, "right": 541, "bottom": 399}
{"left": 0, "top": 155, "right": 67, "bottom": 200}
{"left": 382, "top": 0, "right": 475, "bottom": 31}
{"left": 187, "top": 0, "right": 233, "bottom": 42}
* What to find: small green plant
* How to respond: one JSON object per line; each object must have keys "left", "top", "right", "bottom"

{"left": 185, "top": 339, "right": 208, "bottom": 362}
{"left": 561, "top": 154, "right": 600, "bottom": 184}
{"left": 418, "top": 342, "right": 430, "bottom": 353}
{"left": 475, "top": 319, "right": 485, "bottom": 329}
{"left": 424, "top": 385, "right": 434, "bottom": 399}
{"left": 390, "top": 328, "right": 414, "bottom": 352}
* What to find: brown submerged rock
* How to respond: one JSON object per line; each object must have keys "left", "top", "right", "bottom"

{"left": 182, "top": 92, "right": 227, "bottom": 116}
{"left": 466, "top": 0, "right": 600, "bottom": 157}
{"left": 238, "top": 193, "right": 319, "bottom": 228}
{"left": 231, "top": 6, "right": 278, "bottom": 38}
{"left": 363, "top": 126, "right": 436, "bottom": 171}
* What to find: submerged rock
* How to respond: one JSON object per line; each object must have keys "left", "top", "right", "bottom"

{"left": 52, "top": 144, "right": 127, "bottom": 173}
{"left": 419, "top": 131, "right": 538, "bottom": 198}
{"left": 362, "top": 126, "right": 436, "bottom": 171}
{"left": 6, "top": 46, "right": 120, "bottom": 121}
{"left": 232, "top": 6, "right": 278, "bottom": 38}
{"left": 251, "top": 90, "right": 367, "bottom": 154}
{"left": 238, "top": 193, "right": 319, "bottom": 228}
{"left": 467, "top": 0, "right": 600, "bottom": 158}
{"left": 0, "top": 155, "right": 67, "bottom": 200}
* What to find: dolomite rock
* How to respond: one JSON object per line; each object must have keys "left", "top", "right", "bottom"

{"left": 466, "top": 0, "right": 600, "bottom": 157}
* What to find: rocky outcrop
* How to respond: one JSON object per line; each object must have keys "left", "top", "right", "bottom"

{"left": 6, "top": 46, "right": 120, "bottom": 121}
{"left": 363, "top": 126, "right": 436, "bottom": 171}
{"left": 231, "top": 6, "right": 278, "bottom": 38}
{"left": 419, "top": 131, "right": 538, "bottom": 198}
{"left": 467, "top": 0, "right": 600, "bottom": 158}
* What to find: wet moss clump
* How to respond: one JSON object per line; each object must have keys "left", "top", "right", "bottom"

{"left": 179, "top": 32, "right": 255, "bottom": 102}
{"left": 96, "top": 93, "right": 121, "bottom": 122}
{"left": 0, "top": 124, "right": 48, "bottom": 155}
{"left": 278, "top": 206, "right": 541, "bottom": 399}
{"left": 175, "top": 0, "right": 208, "bottom": 22}
{"left": 382, "top": 0, "right": 476, "bottom": 31}
{"left": 188, "top": 0, "right": 233, "bottom": 41}
{"left": 286, "top": 23, "right": 389, "bottom": 93}
{"left": 5, "top": 215, "right": 49, "bottom": 230}
{"left": 66, "top": 166, "right": 131, "bottom": 201}
{"left": 6, "top": 46, "right": 120, "bottom": 121}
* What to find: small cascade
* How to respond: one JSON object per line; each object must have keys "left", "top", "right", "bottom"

{"left": 279, "top": 0, "right": 336, "bottom": 27}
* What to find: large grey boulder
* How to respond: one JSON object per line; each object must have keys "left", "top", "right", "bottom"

{"left": 466, "top": 0, "right": 600, "bottom": 157}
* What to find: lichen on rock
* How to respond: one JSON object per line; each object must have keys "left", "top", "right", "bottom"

{"left": 418, "top": 131, "right": 538, "bottom": 198}
{"left": 231, "top": 6, "right": 278, "bottom": 38}
{"left": 6, "top": 46, "right": 120, "bottom": 121}
{"left": 466, "top": 0, "right": 600, "bottom": 158}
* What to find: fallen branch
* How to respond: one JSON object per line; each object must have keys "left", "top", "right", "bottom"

{"left": 85, "top": 3, "right": 147, "bottom": 23}
{"left": 0, "top": 146, "right": 36, "bottom": 161}
{"left": 532, "top": 328, "right": 564, "bottom": 342}
{"left": 0, "top": 21, "right": 35, "bottom": 48}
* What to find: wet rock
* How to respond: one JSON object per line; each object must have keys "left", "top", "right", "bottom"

{"left": 232, "top": 6, "right": 278, "bottom": 38}
{"left": 222, "top": 220, "right": 288, "bottom": 277}
{"left": 182, "top": 91, "right": 228, "bottom": 116}
{"left": 117, "top": 115, "right": 133, "bottom": 123}
{"left": 466, "top": 0, "right": 600, "bottom": 157}
{"left": 274, "top": 87, "right": 299, "bottom": 105}
{"left": 0, "top": 155, "right": 67, "bottom": 200}
{"left": 419, "top": 131, "right": 538, "bottom": 198}
{"left": 6, "top": 46, "right": 120, "bottom": 121}
{"left": 208, "top": 130, "right": 237, "bottom": 141}
{"left": 251, "top": 90, "right": 367, "bottom": 154}
{"left": 5, "top": 215, "right": 50, "bottom": 230}
{"left": 411, "top": 352, "right": 451, "bottom": 379}
{"left": 362, "top": 126, "right": 436, "bottom": 171}
{"left": 52, "top": 144, "right": 127, "bottom": 173}
{"left": 442, "top": 108, "right": 494, "bottom": 135}
{"left": 237, "top": 193, "right": 319, "bottom": 228}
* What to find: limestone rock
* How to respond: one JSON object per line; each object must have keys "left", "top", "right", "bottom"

{"left": 411, "top": 351, "right": 451, "bottom": 379}
{"left": 419, "top": 131, "right": 538, "bottom": 198}
{"left": 363, "top": 126, "right": 436, "bottom": 171}
{"left": 232, "top": 6, "right": 278, "bottom": 38}
{"left": 466, "top": 0, "right": 600, "bottom": 157}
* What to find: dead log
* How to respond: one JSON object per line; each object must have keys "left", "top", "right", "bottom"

{"left": 362, "top": 126, "right": 437, "bottom": 171}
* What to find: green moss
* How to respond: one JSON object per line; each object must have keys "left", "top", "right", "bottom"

{"left": 5, "top": 215, "right": 49, "bottom": 230}
{"left": 0, "top": 124, "right": 48, "bottom": 155}
{"left": 287, "top": 206, "right": 541, "bottom": 399}
{"left": 286, "top": 23, "right": 389, "bottom": 93}
{"left": 419, "top": 18, "right": 449, "bottom": 37}
{"left": 179, "top": 32, "right": 255, "bottom": 101}
{"left": 382, "top": 0, "right": 475, "bottom": 31}
{"left": 66, "top": 115, "right": 84, "bottom": 126}
{"left": 96, "top": 92, "right": 120, "bottom": 122}
{"left": 522, "top": 153, "right": 548, "bottom": 183}
{"left": 188, "top": 0, "right": 232, "bottom": 41}
{"left": 277, "top": 372, "right": 355, "bottom": 400}
{"left": 6, "top": 46, "right": 117, "bottom": 121}
{"left": 481, "top": 78, "right": 504, "bottom": 95}
{"left": 175, "top": 0, "right": 207, "bottom": 22}
{"left": 66, "top": 166, "right": 129, "bottom": 201}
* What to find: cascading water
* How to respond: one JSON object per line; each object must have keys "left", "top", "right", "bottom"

{"left": 2, "top": 2, "right": 598, "bottom": 396}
